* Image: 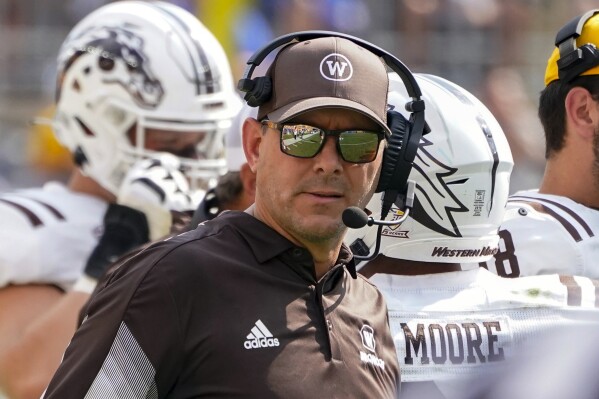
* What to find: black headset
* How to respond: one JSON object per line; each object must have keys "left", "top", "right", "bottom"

{"left": 555, "top": 9, "right": 599, "bottom": 83}
{"left": 237, "top": 30, "right": 426, "bottom": 219}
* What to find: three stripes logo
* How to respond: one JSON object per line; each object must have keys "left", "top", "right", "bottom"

{"left": 243, "top": 319, "right": 280, "bottom": 350}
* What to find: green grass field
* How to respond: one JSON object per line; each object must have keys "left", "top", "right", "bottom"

{"left": 281, "top": 132, "right": 378, "bottom": 162}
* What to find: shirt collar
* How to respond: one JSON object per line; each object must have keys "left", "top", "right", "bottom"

{"left": 215, "top": 211, "right": 357, "bottom": 279}
{"left": 216, "top": 211, "right": 295, "bottom": 263}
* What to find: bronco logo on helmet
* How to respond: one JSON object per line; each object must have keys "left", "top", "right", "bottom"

{"left": 61, "top": 26, "right": 164, "bottom": 108}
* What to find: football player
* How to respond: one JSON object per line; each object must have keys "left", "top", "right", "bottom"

{"left": 344, "top": 73, "right": 599, "bottom": 399}
{"left": 483, "top": 9, "right": 599, "bottom": 278}
{"left": 0, "top": 2, "right": 240, "bottom": 398}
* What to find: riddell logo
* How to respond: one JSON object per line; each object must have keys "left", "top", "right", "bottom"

{"left": 243, "top": 319, "right": 280, "bottom": 350}
{"left": 381, "top": 207, "right": 409, "bottom": 238}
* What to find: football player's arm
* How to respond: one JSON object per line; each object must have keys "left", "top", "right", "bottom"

{"left": 0, "top": 200, "right": 90, "bottom": 398}
{"left": 0, "top": 202, "right": 149, "bottom": 399}
{"left": 0, "top": 155, "right": 194, "bottom": 399}
{"left": 0, "top": 206, "right": 65, "bottom": 287}
{"left": 0, "top": 290, "right": 89, "bottom": 399}
{"left": 0, "top": 197, "right": 153, "bottom": 399}
{"left": 0, "top": 208, "right": 67, "bottom": 398}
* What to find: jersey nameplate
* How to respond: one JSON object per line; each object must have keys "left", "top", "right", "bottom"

{"left": 391, "top": 315, "right": 512, "bottom": 381}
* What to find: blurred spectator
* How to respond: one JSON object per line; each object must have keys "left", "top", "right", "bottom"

{"left": 480, "top": 66, "right": 545, "bottom": 191}
{"left": 393, "top": 0, "right": 545, "bottom": 193}
{"left": 4, "top": 0, "right": 599, "bottom": 191}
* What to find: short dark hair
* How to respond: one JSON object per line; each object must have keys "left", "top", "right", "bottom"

{"left": 539, "top": 75, "right": 599, "bottom": 159}
{"left": 214, "top": 171, "right": 243, "bottom": 206}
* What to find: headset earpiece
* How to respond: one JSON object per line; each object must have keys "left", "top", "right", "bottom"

{"left": 376, "top": 109, "right": 419, "bottom": 219}
{"left": 555, "top": 9, "right": 599, "bottom": 83}
{"left": 242, "top": 76, "right": 273, "bottom": 107}
{"left": 377, "top": 109, "right": 408, "bottom": 193}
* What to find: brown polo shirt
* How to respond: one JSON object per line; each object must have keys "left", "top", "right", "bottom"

{"left": 44, "top": 211, "right": 399, "bottom": 398}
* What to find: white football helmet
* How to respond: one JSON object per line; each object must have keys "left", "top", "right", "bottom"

{"left": 345, "top": 73, "right": 514, "bottom": 263}
{"left": 52, "top": 1, "right": 241, "bottom": 194}
{"left": 225, "top": 102, "right": 258, "bottom": 172}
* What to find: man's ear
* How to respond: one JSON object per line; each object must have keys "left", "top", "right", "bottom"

{"left": 565, "top": 87, "right": 599, "bottom": 140}
{"left": 239, "top": 162, "right": 256, "bottom": 199}
{"left": 242, "top": 117, "right": 262, "bottom": 173}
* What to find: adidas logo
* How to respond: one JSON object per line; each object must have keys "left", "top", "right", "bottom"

{"left": 243, "top": 319, "right": 280, "bottom": 350}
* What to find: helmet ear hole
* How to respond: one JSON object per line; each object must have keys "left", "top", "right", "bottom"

{"left": 99, "top": 56, "right": 115, "bottom": 71}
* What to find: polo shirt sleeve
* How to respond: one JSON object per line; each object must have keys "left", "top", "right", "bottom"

{"left": 43, "top": 242, "right": 185, "bottom": 399}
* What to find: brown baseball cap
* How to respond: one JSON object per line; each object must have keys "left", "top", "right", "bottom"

{"left": 258, "top": 36, "right": 391, "bottom": 135}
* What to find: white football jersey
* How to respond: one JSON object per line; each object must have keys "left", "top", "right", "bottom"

{"left": 483, "top": 190, "right": 599, "bottom": 278}
{"left": 360, "top": 266, "right": 599, "bottom": 399}
{"left": 0, "top": 182, "right": 107, "bottom": 290}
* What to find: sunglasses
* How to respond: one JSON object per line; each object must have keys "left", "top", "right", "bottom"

{"left": 261, "top": 121, "right": 384, "bottom": 163}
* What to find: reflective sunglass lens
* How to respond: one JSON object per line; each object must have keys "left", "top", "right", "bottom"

{"left": 339, "top": 131, "right": 380, "bottom": 163}
{"left": 281, "top": 125, "right": 323, "bottom": 158}
{"left": 278, "top": 123, "right": 381, "bottom": 163}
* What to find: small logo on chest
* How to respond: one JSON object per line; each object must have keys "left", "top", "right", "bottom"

{"left": 243, "top": 319, "right": 280, "bottom": 350}
{"left": 359, "top": 324, "right": 385, "bottom": 370}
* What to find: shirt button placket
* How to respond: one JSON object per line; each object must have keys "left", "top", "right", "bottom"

{"left": 321, "top": 294, "right": 341, "bottom": 361}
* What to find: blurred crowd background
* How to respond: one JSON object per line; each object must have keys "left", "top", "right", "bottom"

{"left": 0, "top": 0, "right": 595, "bottom": 193}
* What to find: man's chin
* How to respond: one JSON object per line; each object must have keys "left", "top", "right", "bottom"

{"left": 293, "top": 216, "right": 345, "bottom": 242}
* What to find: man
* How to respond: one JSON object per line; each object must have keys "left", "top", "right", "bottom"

{"left": 344, "top": 73, "right": 599, "bottom": 399}
{"left": 190, "top": 103, "right": 257, "bottom": 226}
{"left": 0, "top": 2, "right": 241, "bottom": 398}
{"left": 484, "top": 9, "right": 599, "bottom": 278}
{"left": 42, "top": 34, "right": 400, "bottom": 398}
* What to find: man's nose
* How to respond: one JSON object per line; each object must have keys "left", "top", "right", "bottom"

{"left": 313, "top": 135, "right": 343, "bottom": 172}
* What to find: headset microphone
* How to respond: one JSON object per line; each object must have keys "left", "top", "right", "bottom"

{"left": 343, "top": 181, "right": 415, "bottom": 261}
{"left": 342, "top": 207, "right": 370, "bottom": 228}
{"left": 343, "top": 180, "right": 415, "bottom": 229}
{"left": 342, "top": 207, "right": 411, "bottom": 229}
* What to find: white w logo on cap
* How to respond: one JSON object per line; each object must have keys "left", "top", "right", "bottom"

{"left": 326, "top": 60, "right": 348, "bottom": 76}
{"left": 319, "top": 53, "right": 353, "bottom": 81}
